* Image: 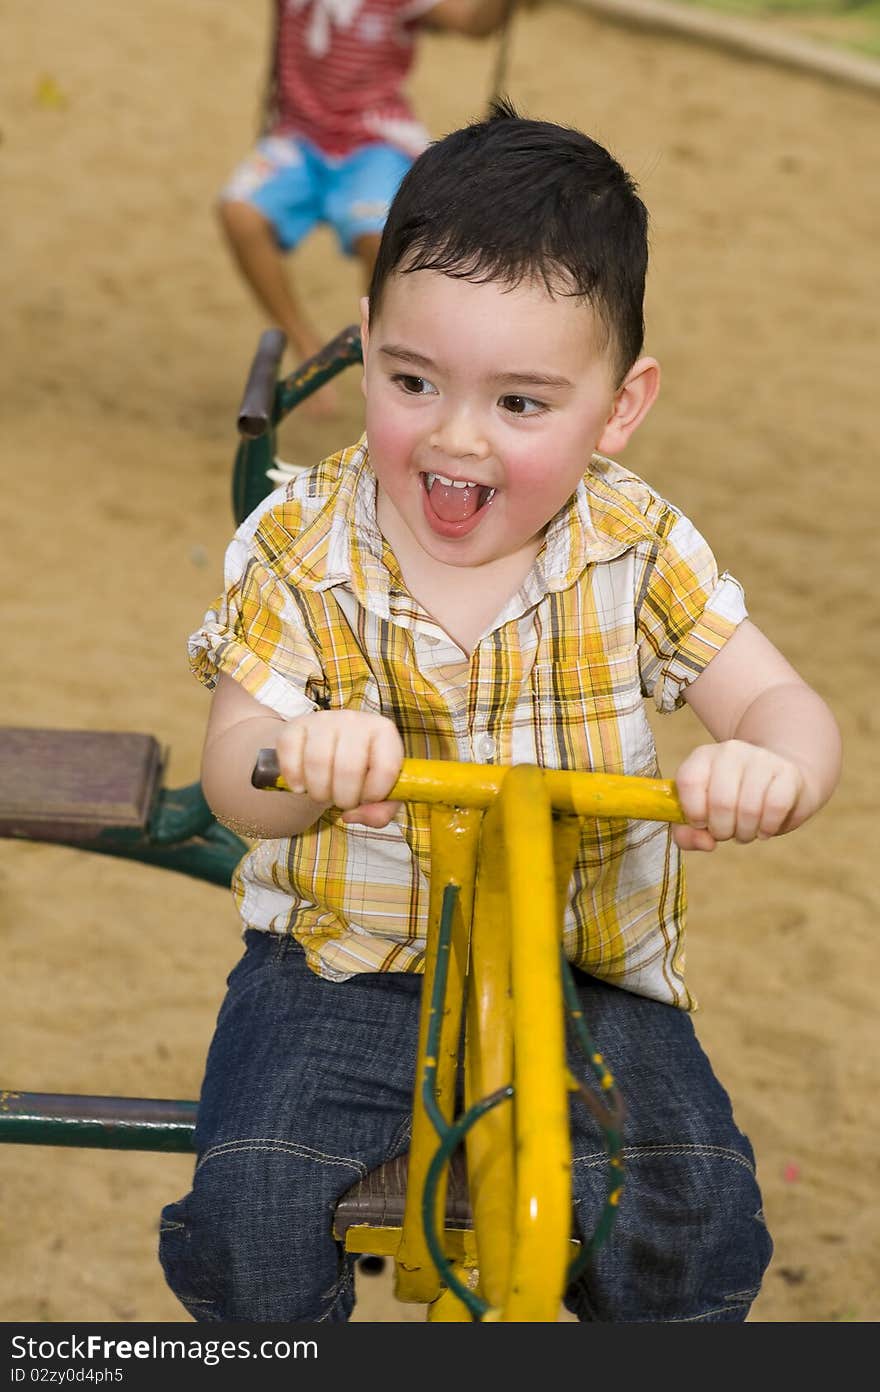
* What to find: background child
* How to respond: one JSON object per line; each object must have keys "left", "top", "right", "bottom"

{"left": 219, "top": 0, "right": 514, "bottom": 406}
{"left": 161, "top": 103, "right": 841, "bottom": 1322}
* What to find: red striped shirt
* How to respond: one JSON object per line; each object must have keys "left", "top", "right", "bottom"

{"left": 269, "top": 0, "right": 436, "bottom": 157}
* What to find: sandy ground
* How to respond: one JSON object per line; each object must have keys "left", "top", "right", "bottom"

{"left": 2, "top": 0, "right": 878, "bottom": 1326}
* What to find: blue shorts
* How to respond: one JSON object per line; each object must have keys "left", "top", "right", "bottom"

{"left": 220, "top": 134, "right": 413, "bottom": 256}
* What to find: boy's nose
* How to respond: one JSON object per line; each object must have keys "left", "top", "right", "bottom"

{"left": 429, "top": 409, "right": 490, "bottom": 462}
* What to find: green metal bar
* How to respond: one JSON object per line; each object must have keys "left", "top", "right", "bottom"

{"left": 561, "top": 956, "right": 625, "bottom": 1281}
{"left": 421, "top": 1087, "right": 513, "bottom": 1321}
{"left": 20, "top": 784, "right": 248, "bottom": 887}
{"left": 84, "top": 830, "right": 245, "bottom": 888}
{"left": 274, "top": 324, "right": 361, "bottom": 419}
{"left": 232, "top": 433, "right": 277, "bottom": 527}
{"left": 231, "top": 325, "right": 363, "bottom": 526}
{"left": 148, "top": 781, "right": 216, "bottom": 844}
{"left": 419, "top": 884, "right": 493, "bottom": 1321}
{"left": 29, "top": 818, "right": 246, "bottom": 889}
{"left": 0, "top": 1092, "right": 197, "bottom": 1152}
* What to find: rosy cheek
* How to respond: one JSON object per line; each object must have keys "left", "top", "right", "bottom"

{"left": 505, "top": 456, "right": 548, "bottom": 503}
{"left": 368, "top": 417, "right": 406, "bottom": 462}
{"left": 504, "top": 454, "right": 575, "bottom": 526}
{"left": 365, "top": 401, "right": 420, "bottom": 487}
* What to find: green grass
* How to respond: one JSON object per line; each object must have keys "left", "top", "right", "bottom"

{"left": 677, "top": 0, "right": 880, "bottom": 59}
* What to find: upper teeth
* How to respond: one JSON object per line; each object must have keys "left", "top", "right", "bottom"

{"left": 426, "top": 473, "right": 476, "bottom": 489}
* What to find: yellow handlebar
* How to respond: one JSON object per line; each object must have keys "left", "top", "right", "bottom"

{"left": 251, "top": 746, "right": 686, "bottom": 1319}
{"left": 251, "top": 748, "right": 687, "bottom": 823}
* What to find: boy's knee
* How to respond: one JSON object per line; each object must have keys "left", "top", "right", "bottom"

{"left": 159, "top": 1147, "right": 357, "bottom": 1322}
{"left": 569, "top": 1147, "right": 773, "bottom": 1322}
{"left": 217, "top": 196, "right": 273, "bottom": 247}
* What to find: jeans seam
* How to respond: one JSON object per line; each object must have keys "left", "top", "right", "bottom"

{"left": 315, "top": 1267, "right": 356, "bottom": 1323}
{"left": 663, "top": 1299, "right": 753, "bottom": 1322}
{"left": 388, "top": 1114, "right": 413, "bottom": 1156}
{"left": 571, "top": 1142, "right": 756, "bottom": 1176}
{"left": 269, "top": 931, "right": 295, "bottom": 966}
{"left": 196, "top": 1137, "right": 368, "bottom": 1178}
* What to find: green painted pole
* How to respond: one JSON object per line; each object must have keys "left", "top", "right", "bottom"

{"left": 0, "top": 1092, "right": 197, "bottom": 1152}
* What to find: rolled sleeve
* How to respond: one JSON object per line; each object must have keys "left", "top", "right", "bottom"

{"left": 188, "top": 534, "right": 320, "bottom": 722}
{"left": 637, "top": 512, "right": 748, "bottom": 713}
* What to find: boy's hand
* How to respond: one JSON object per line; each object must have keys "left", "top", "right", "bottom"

{"left": 276, "top": 711, "right": 404, "bottom": 829}
{"left": 672, "top": 739, "right": 806, "bottom": 852}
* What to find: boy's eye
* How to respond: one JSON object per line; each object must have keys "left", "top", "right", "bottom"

{"left": 393, "top": 374, "right": 436, "bottom": 396}
{"left": 500, "top": 394, "right": 545, "bottom": 417}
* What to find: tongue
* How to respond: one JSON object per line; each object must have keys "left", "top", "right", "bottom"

{"left": 428, "top": 480, "right": 482, "bottom": 523}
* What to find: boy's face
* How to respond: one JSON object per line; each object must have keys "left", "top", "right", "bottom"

{"left": 361, "top": 270, "right": 656, "bottom": 572}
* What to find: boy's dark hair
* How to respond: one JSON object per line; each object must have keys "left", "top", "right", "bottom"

{"left": 368, "top": 99, "right": 649, "bottom": 382}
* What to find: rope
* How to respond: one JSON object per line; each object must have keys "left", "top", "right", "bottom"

{"left": 488, "top": 0, "right": 520, "bottom": 107}
{"left": 258, "top": 0, "right": 282, "bottom": 137}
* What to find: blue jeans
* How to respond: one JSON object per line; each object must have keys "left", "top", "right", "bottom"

{"left": 159, "top": 931, "right": 771, "bottom": 1322}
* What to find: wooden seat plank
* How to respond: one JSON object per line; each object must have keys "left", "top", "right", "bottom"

{"left": 0, "top": 727, "right": 163, "bottom": 841}
{"left": 333, "top": 1148, "right": 472, "bottom": 1238}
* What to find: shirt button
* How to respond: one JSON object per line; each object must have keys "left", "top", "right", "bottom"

{"left": 473, "top": 733, "right": 497, "bottom": 762}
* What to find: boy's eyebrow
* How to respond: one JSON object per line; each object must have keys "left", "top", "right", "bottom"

{"left": 492, "top": 370, "right": 575, "bottom": 390}
{"left": 379, "top": 344, "right": 574, "bottom": 389}
{"left": 379, "top": 344, "right": 435, "bottom": 369}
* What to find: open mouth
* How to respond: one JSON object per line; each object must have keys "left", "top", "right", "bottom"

{"left": 421, "top": 472, "right": 496, "bottom": 533}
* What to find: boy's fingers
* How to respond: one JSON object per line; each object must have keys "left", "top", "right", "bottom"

{"left": 704, "top": 750, "right": 743, "bottom": 843}
{"left": 328, "top": 728, "right": 374, "bottom": 809}
{"left": 756, "top": 766, "right": 801, "bottom": 839}
{"left": 276, "top": 721, "right": 308, "bottom": 795}
{"left": 341, "top": 800, "right": 402, "bottom": 828}
{"left": 675, "top": 742, "right": 807, "bottom": 847}
{"left": 672, "top": 824, "right": 717, "bottom": 853}
{"left": 359, "top": 729, "right": 405, "bottom": 806}
{"left": 315, "top": 719, "right": 404, "bottom": 810}
{"left": 360, "top": 762, "right": 403, "bottom": 806}
{"left": 733, "top": 761, "right": 773, "bottom": 843}
{"left": 277, "top": 715, "right": 333, "bottom": 799}
{"left": 301, "top": 720, "right": 340, "bottom": 805}
{"left": 674, "top": 746, "right": 713, "bottom": 830}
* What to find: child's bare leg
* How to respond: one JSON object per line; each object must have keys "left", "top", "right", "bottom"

{"left": 219, "top": 199, "right": 321, "bottom": 358}
{"left": 218, "top": 199, "right": 338, "bottom": 417}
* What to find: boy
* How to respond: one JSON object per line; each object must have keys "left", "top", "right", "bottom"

{"left": 219, "top": 0, "right": 513, "bottom": 402}
{"left": 162, "top": 104, "right": 841, "bottom": 1322}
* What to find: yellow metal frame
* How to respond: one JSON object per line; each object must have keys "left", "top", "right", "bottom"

{"left": 263, "top": 757, "right": 685, "bottom": 1320}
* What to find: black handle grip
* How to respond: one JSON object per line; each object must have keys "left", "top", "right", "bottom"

{"left": 237, "top": 329, "right": 287, "bottom": 439}
{"left": 251, "top": 747, "right": 282, "bottom": 789}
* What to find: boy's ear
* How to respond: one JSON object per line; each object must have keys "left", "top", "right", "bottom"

{"left": 359, "top": 296, "right": 370, "bottom": 352}
{"left": 359, "top": 296, "right": 370, "bottom": 398}
{"left": 597, "top": 357, "right": 660, "bottom": 456}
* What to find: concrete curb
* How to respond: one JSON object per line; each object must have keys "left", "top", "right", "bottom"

{"left": 560, "top": 0, "right": 880, "bottom": 94}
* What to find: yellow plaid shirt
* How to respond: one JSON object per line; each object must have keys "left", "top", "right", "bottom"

{"left": 189, "top": 436, "right": 746, "bottom": 1007}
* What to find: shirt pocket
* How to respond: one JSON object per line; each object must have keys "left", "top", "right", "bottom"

{"left": 531, "top": 642, "right": 656, "bottom": 777}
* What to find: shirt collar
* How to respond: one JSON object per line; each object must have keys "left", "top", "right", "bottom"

{"left": 274, "top": 436, "right": 393, "bottom": 617}
{"left": 537, "top": 453, "right": 659, "bottom": 594}
{"left": 278, "top": 439, "right": 658, "bottom": 615}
